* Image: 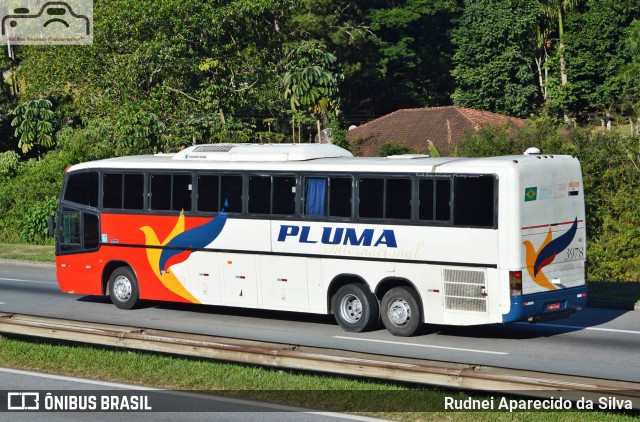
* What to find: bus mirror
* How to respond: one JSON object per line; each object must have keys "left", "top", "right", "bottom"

{"left": 48, "top": 213, "right": 55, "bottom": 237}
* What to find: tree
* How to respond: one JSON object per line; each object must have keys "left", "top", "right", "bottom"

{"left": 451, "top": 0, "right": 540, "bottom": 117}
{"left": 282, "top": 41, "right": 343, "bottom": 139}
{"left": 11, "top": 99, "right": 55, "bottom": 155}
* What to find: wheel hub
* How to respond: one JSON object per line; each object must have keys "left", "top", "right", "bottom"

{"left": 113, "top": 276, "right": 132, "bottom": 302}
{"left": 340, "top": 294, "right": 363, "bottom": 323}
{"left": 389, "top": 299, "right": 411, "bottom": 325}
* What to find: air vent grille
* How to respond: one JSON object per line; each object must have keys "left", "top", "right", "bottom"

{"left": 443, "top": 268, "right": 487, "bottom": 313}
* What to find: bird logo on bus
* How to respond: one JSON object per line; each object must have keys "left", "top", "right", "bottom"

{"left": 140, "top": 202, "right": 229, "bottom": 302}
{"left": 523, "top": 218, "right": 578, "bottom": 290}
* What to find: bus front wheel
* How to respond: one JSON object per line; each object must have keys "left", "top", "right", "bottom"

{"left": 108, "top": 267, "right": 140, "bottom": 310}
{"left": 381, "top": 287, "right": 421, "bottom": 337}
{"left": 334, "top": 284, "right": 379, "bottom": 332}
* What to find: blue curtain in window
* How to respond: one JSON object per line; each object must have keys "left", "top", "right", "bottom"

{"left": 305, "top": 178, "right": 327, "bottom": 216}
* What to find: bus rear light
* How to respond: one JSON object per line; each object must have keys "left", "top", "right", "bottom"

{"left": 509, "top": 271, "right": 522, "bottom": 296}
{"left": 577, "top": 293, "right": 587, "bottom": 298}
{"left": 523, "top": 301, "right": 534, "bottom": 306}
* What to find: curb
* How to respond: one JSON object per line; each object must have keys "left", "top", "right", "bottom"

{"left": 0, "top": 258, "right": 55, "bottom": 268}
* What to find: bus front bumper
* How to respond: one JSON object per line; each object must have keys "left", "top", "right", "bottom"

{"left": 502, "top": 285, "right": 588, "bottom": 323}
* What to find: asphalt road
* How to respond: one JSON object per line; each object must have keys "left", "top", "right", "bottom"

{"left": 1, "top": 261, "right": 639, "bottom": 383}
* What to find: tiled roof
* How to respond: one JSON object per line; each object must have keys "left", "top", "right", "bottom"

{"left": 346, "top": 106, "right": 526, "bottom": 156}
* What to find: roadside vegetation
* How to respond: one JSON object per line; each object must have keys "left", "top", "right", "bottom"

{"left": 0, "top": 336, "right": 636, "bottom": 421}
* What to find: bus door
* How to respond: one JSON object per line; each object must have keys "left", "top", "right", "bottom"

{"left": 56, "top": 206, "right": 102, "bottom": 294}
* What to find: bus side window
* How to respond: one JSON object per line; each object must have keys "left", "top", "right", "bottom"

{"left": 453, "top": 175, "right": 495, "bottom": 227}
{"left": 64, "top": 171, "right": 99, "bottom": 207}
{"left": 329, "top": 177, "right": 352, "bottom": 218}
{"left": 272, "top": 176, "right": 296, "bottom": 215}
{"left": 198, "top": 175, "right": 220, "bottom": 212}
{"left": 124, "top": 174, "right": 144, "bottom": 210}
{"left": 359, "top": 178, "right": 384, "bottom": 218}
{"left": 221, "top": 175, "right": 242, "bottom": 213}
{"left": 248, "top": 175, "right": 271, "bottom": 214}
{"left": 305, "top": 177, "right": 328, "bottom": 216}
{"left": 173, "top": 174, "right": 192, "bottom": 212}
{"left": 103, "top": 174, "right": 123, "bottom": 209}
{"left": 150, "top": 174, "right": 192, "bottom": 212}
{"left": 103, "top": 173, "right": 144, "bottom": 210}
{"left": 419, "top": 178, "right": 451, "bottom": 222}
{"left": 386, "top": 178, "right": 411, "bottom": 220}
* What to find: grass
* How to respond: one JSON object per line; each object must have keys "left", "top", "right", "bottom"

{"left": 0, "top": 336, "right": 636, "bottom": 421}
{"left": 0, "top": 243, "right": 55, "bottom": 262}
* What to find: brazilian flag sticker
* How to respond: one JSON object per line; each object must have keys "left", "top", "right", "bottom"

{"left": 525, "top": 187, "right": 537, "bottom": 202}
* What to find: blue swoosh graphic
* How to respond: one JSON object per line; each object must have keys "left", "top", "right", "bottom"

{"left": 533, "top": 218, "right": 578, "bottom": 276}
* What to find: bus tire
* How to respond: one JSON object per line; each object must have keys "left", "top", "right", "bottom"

{"left": 334, "top": 284, "right": 379, "bottom": 332}
{"left": 108, "top": 267, "right": 140, "bottom": 310}
{"left": 381, "top": 287, "right": 421, "bottom": 337}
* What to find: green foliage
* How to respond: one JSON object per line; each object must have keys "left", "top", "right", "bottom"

{"left": 377, "top": 142, "right": 415, "bottom": 157}
{"left": 451, "top": 0, "right": 541, "bottom": 117}
{"left": 456, "top": 121, "right": 640, "bottom": 281}
{"left": 0, "top": 150, "right": 20, "bottom": 181}
{"left": 282, "top": 41, "right": 343, "bottom": 129}
{"left": 17, "top": 197, "right": 57, "bottom": 244}
{"left": 11, "top": 99, "right": 55, "bottom": 154}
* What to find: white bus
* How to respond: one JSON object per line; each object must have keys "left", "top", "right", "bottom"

{"left": 55, "top": 143, "right": 587, "bottom": 336}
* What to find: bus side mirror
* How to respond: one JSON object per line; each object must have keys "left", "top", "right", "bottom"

{"left": 48, "top": 213, "right": 55, "bottom": 238}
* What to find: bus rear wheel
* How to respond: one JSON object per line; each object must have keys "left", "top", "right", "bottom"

{"left": 108, "top": 267, "right": 140, "bottom": 310}
{"left": 334, "top": 284, "right": 379, "bottom": 333}
{"left": 381, "top": 287, "right": 421, "bottom": 337}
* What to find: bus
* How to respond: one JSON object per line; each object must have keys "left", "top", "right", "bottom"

{"left": 54, "top": 143, "right": 587, "bottom": 337}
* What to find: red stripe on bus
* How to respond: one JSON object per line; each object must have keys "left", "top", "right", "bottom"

{"left": 521, "top": 220, "right": 584, "bottom": 230}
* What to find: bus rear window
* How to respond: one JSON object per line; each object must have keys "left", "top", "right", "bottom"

{"left": 64, "top": 171, "right": 99, "bottom": 207}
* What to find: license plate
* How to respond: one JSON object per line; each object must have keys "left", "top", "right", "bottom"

{"left": 546, "top": 302, "right": 562, "bottom": 311}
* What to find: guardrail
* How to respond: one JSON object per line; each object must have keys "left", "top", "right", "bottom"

{"left": 0, "top": 312, "right": 638, "bottom": 409}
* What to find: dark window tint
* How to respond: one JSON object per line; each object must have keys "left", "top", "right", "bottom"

{"left": 103, "top": 174, "right": 123, "bottom": 209}
{"left": 419, "top": 178, "right": 451, "bottom": 222}
{"left": 329, "top": 177, "right": 352, "bottom": 217}
{"left": 273, "top": 176, "right": 296, "bottom": 215}
{"left": 150, "top": 174, "right": 171, "bottom": 210}
{"left": 220, "top": 175, "right": 242, "bottom": 212}
{"left": 64, "top": 171, "right": 99, "bottom": 207}
{"left": 453, "top": 175, "right": 495, "bottom": 227}
{"left": 123, "top": 174, "right": 144, "bottom": 210}
{"left": 173, "top": 174, "right": 192, "bottom": 211}
{"left": 248, "top": 176, "right": 271, "bottom": 214}
{"left": 418, "top": 180, "right": 434, "bottom": 220}
{"left": 103, "top": 173, "right": 144, "bottom": 210}
{"left": 359, "top": 178, "right": 384, "bottom": 218}
{"left": 83, "top": 213, "right": 100, "bottom": 250}
{"left": 435, "top": 179, "right": 451, "bottom": 221}
{"left": 150, "top": 174, "right": 192, "bottom": 211}
{"left": 198, "top": 175, "right": 220, "bottom": 212}
{"left": 386, "top": 179, "right": 412, "bottom": 220}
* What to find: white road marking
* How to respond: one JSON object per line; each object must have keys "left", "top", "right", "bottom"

{"left": 0, "top": 277, "right": 56, "bottom": 285}
{"left": 333, "top": 336, "right": 508, "bottom": 355}
{"left": 518, "top": 322, "right": 640, "bottom": 335}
